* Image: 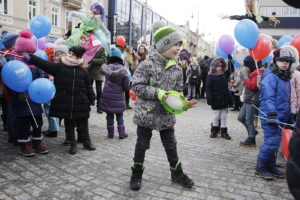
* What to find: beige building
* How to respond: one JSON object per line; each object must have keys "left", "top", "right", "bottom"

{"left": 0, "top": 0, "right": 109, "bottom": 41}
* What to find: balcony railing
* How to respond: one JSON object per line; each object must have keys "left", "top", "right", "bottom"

{"left": 62, "top": 0, "right": 82, "bottom": 10}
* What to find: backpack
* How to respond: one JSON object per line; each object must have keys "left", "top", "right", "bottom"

{"left": 189, "top": 66, "right": 200, "bottom": 85}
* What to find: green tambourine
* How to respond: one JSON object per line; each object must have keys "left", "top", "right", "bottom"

{"left": 161, "top": 91, "right": 188, "bottom": 114}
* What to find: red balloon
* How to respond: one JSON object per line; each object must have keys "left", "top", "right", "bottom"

{"left": 116, "top": 35, "right": 126, "bottom": 47}
{"left": 129, "top": 89, "right": 136, "bottom": 101}
{"left": 250, "top": 33, "right": 272, "bottom": 61}
{"left": 291, "top": 34, "right": 300, "bottom": 57}
{"left": 281, "top": 128, "right": 293, "bottom": 160}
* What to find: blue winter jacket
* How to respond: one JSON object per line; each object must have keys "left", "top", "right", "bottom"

{"left": 259, "top": 67, "right": 291, "bottom": 122}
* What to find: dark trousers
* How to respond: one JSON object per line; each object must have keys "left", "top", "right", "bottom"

{"left": 133, "top": 126, "right": 179, "bottom": 167}
{"left": 106, "top": 112, "right": 124, "bottom": 126}
{"left": 125, "top": 90, "right": 130, "bottom": 106}
{"left": 7, "top": 102, "right": 19, "bottom": 143}
{"left": 0, "top": 96, "right": 7, "bottom": 129}
{"left": 90, "top": 80, "right": 103, "bottom": 108}
{"left": 64, "top": 118, "right": 88, "bottom": 142}
{"left": 200, "top": 76, "right": 206, "bottom": 98}
{"left": 232, "top": 94, "right": 242, "bottom": 110}
{"left": 17, "top": 114, "right": 43, "bottom": 141}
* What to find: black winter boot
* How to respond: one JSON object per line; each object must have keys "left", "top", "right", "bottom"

{"left": 83, "top": 133, "right": 96, "bottom": 151}
{"left": 220, "top": 127, "right": 231, "bottom": 140}
{"left": 69, "top": 141, "right": 77, "bottom": 154}
{"left": 170, "top": 162, "right": 194, "bottom": 188}
{"left": 130, "top": 163, "right": 144, "bottom": 190}
{"left": 240, "top": 137, "right": 256, "bottom": 147}
{"left": 210, "top": 126, "right": 219, "bottom": 138}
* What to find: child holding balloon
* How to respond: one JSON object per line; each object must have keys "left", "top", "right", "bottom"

{"left": 11, "top": 30, "right": 49, "bottom": 156}
{"left": 24, "top": 45, "right": 96, "bottom": 155}
{"left": 99, "top": 47, "right": 130, "bottom": 139}
{"left": 129, "top": 26, "right": 197, "bottom": 190}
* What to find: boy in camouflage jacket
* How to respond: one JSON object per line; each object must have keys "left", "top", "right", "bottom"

{"left": 129, "top": 26, "right": 197, "bottom": 190}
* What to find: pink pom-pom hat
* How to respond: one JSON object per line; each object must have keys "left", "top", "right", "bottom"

{"left": 15, "top": 30, "right": 37, "bottom": 53}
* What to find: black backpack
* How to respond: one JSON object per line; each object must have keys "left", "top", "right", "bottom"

{"left": 189, "top": 66, "right": 200, "bottom": 84}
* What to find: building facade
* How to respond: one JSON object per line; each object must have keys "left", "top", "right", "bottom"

{"left": 257, "top": 0, "right": 300, "bottom": 38}
{"left": 0, "top": 0, "right": 209, "bottom": 57}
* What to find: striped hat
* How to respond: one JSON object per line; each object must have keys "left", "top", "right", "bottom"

{"left": 1, "top": 30, "right": 18, "bottom": 48}
{"left": 154, "top": 26, "right": 183, "bottom": 53}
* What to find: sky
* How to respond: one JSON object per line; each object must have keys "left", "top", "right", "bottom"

{"left": 147, "top": 0, "right": 246, "bottom": 43}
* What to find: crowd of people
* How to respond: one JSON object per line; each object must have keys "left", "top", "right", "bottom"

{"left": 1, "top": 2, "right": 300, "bottom": 198}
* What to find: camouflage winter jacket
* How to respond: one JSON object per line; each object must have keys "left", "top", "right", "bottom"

{"left": 131, "top": 48, "right": 183, "bottom": 131}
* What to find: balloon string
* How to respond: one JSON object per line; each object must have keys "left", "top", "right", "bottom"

{"left": 251, "top": 51, "right": 260, "bottom": 88}
{"left": 0, "top": 51, "right": 23, "bottom": 58}
{"left": 25, "top": 98, "right": 38, "bottom": 128}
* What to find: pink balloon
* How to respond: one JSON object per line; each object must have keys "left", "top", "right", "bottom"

{"left": 32, "top": 36, "right": 46, "bottom": 50}
{"left": 218, "top": 34, "right": 235, "bottom": 55}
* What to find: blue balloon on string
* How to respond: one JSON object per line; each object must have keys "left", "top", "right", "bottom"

{"left": 34, "top": 49, "right": 48, "bottom": 61}
{"left": 278, "top": 35, "right": 293, "bottom": 48}
{"left": 1, "top": 60, "right": 32, "bottom": 92}
{"left": 234, "top": 19, "right": 259, "bottom": 49}
{"left": 216, "top": 47, "right": 228, "bottom": 59}
{"left": 28, "top": 78, "right": 56, "bottom": 104}
{"left": 30, "top": 15, "right": 52, "bottom": 38}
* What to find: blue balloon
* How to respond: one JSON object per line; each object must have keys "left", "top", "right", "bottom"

{"left": 30, "top": 15, "right": 51, "bottom": 39}
{"left": 34, "top": 49, "right": 48, "bottom": 61}
{"left": 0, "top": 39, "right": 4, "bottom": 51}
{"left": 1, "top": 60, "right": 32, "bottom": 92}
{"left": 233, "top": 57, "right": 241, "bottom": 68}
{"left": 278, "top": 35, "right": 293, "bottom": 48}
{"left": 216, "top": 47, "right": 228, "bottom": 59}
{"left": 28, "top": 78, "right": 56, "bottom": 104}
{"left": 261, "top": 54, "right": 272, "bottom": 64}
{"left": 234, "top": 19, "right": 259, "bottom": 49}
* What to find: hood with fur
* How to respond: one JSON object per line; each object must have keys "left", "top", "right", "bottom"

{"left": 209, "top": 57, "right": 227, "bottom": 73}
{"left": 102, "top": 63, "right": 127, "bottom": 82}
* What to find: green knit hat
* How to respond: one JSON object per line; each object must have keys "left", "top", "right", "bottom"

{"left": 154, "top": 26, "right": 183, "bottom": 53}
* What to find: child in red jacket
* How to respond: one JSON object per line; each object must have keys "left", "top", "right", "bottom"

{"left": 238, "top": 56, "right": 264, "bottom": 146}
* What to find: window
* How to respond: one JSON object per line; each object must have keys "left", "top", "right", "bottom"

{"left": 28, "top": 0, "right": 38, "bottom": 20}
{"left": 0, "top": 0, "right": 9, "bottom": 14}
{"left": 51, "top": 6, "right": 60, "bottom": 27}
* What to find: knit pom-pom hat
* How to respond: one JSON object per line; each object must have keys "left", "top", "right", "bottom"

{"left": 154, "top": 26, "right": 183, "bottom": 53}
{"left": 1, "top": 30, "right": 19, "bottom": 49}
{"left": 15, "top": 30, "right": 37, "bottom": 53}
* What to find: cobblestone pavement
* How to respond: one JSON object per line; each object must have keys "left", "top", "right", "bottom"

{"left": 0, "top": 99, "right": 293, "bottom": 200}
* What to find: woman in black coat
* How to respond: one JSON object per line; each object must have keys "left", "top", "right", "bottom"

{"left": 26, "top": 45, "right": 96, "bottom": 154}
{"left": 206, "top": 57, "right": 233, "bottom": 140}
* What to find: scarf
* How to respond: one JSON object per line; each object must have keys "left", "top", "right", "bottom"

{"left": 269, "top": 63, "right": 291, "bottom": 81}
{"left": 208, "top": 71, "right": 224, "bottom": 76}
{"left": 61, "top": 56, "right": 83, "bottom": 67}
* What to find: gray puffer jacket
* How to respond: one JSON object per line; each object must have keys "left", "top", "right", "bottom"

{"left": 131, "top": 48, "right": 183, "bottom": 131}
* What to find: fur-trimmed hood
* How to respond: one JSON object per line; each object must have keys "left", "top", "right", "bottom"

{"left": 209, "top": 57, "right": 227, "bottom": 73}
{"left": 102, "top": 63, "right": 127, "bottom": 82}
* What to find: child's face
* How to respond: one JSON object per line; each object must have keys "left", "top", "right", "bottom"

{"left": 161, "top": 42, "right": 181, "bottom": 59}
{"left": 276, "top": 59, "right": 290, "bottom": 71}
{"left": 216, "top": 66, "right": 223, "bottom": 72}
{"left": 67, "top": 51, "right": 78, "bottom": 59}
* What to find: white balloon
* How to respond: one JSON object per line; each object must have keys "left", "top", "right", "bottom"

{"left": 165, "top": 96, "right": 184, "bottom": 110}
{"left": 233, "top": 44, "right": 250, "bottom": 66}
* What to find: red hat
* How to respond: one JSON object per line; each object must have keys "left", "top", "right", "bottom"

{"left": 15, "top": 30, "right": 37, "bottom": 53}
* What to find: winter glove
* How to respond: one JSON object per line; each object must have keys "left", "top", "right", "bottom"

{"left": 267, "top": 113, "right": 279, "bottom": 127}
{"left": 286, "top": 114, "right": 297, "bottom": 130}
{"left": 157, "top": 89, "right": 166, "bottom": 102}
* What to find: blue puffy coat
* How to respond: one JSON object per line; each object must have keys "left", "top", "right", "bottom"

{"left": 258, "top": 67, "right": 291, "bottom": 162}
{"left": 259, "top": 67, "right": 291, "bottom": 122}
